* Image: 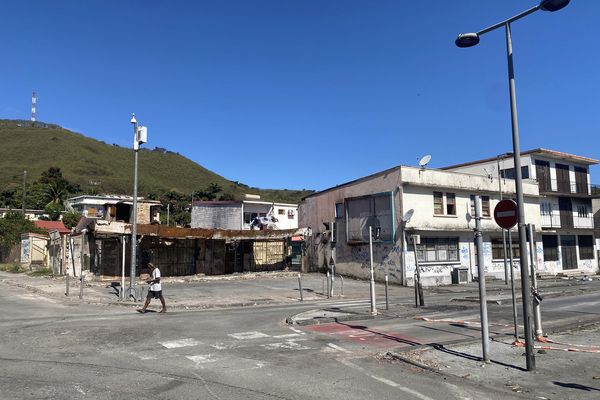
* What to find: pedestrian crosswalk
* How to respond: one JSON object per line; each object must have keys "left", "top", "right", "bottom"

{"left": 146, "top": 326, "right": 356, "bottom": 370}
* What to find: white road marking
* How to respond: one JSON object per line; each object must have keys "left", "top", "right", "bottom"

{"left": 273, "top": 333, "right": 301, "bottom": 339}
{"left": 229, "top": 331, "right": 270, "bottom": 340}
{"left": 161, "top": 338, "right": 202, "bottom": 349}
{"left": 210, "top": 342, "right": 229, "bottom": 350}
{"left": 339, "top": 358, "right": 435, "bottom": 400}
{"left": 289, "top": 327, "right": 304, "bottom": 334}
{"left": 262, "top": 338, "right": 310, "bottom": 351}
{"left": 186, "top": 354, "right": 217, "bottom": 364}
{"left": 326, "top": 343, "right": 352, "bottom": 354}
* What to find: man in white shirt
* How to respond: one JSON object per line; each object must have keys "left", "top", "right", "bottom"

{"left": 137, "top": 263, "right": 166, "bottom": 313}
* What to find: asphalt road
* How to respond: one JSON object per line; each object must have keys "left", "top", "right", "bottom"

{"left": 0, "top": 284, "right": 527, "bottom": 400}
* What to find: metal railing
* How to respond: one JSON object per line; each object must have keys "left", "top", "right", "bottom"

{"left": 541, "top": 213, "right": 594, "bottom": 229}
{"left": 538, "top": 179, "right": 591, "bottom": 195}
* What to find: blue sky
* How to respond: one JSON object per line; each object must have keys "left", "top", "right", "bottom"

{"left": 1, "top": 1, "right": 598, "bottom": 191}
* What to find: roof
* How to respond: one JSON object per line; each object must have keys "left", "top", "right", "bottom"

{"left": 34, "top": 220, "right": 70, "bottom": 234}
{"left": 442, "top": 148, "right": 599, "bottom": 170}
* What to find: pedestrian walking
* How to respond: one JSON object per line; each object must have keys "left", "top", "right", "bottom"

{"left": 137, "top": 263, "right": 166, "bottom": 313}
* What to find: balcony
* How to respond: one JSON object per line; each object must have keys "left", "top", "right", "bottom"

{"left": 538, "top": 179, "right": 590, "bottom": 196}
{"left": 541, "top": 213, "right": 594, "bottom": 229}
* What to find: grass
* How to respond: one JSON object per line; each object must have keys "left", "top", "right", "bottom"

{"left": 0, "top": 119, "right": 313, "bottom": 203}
{"left": 27, "top": 268, "right": 53, "bottom": 277}
{"left": 0, "top": 263, "right": 25, "bottom": 273}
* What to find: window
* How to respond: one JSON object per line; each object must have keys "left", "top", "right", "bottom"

{"left": 416, "top": 238, "right": 459, "bottom": 262}
{"left": 470, "top": 195, "right": 490, "bottom": 217}
{"left": 501, "top": 166, "right": 530, "bottom": 179}
{"left": 244, "top": 212, "right": 258, "bottom": 224}
{"left": 433, "top": 192, "right": 443, "bottom": 215}
{"left": 577, "top": 205, "right": 588, "bottom": 218}
{"left": 278, "top": 209, "right": 285, "bottom": 215}
{"left": 446, "top": 193, "right": 456, "bottom": 215}
{"left": 346, "top": 192, "right": 393, "bottom": 243}
{"left": 578, "top": 235, "right": 594, "bottom": 260}
{"left": 491, "top": 238, "right": 520, "bottom": 259}
{"left": 335, "top": 203, "right": 344, "bottom": 219}
{"left": 542, "top": 235, "right": 559, "bottom": 261}
{"left": 540, "top": 203, "right": 553, "bottom": 216}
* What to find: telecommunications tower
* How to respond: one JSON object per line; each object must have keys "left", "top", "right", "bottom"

{"left": 31, "top": 92, "right": 37, "bottom": 122}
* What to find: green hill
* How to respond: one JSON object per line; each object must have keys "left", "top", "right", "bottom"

{"left": 0, "top": 120, "right": 312, "bottom": 203}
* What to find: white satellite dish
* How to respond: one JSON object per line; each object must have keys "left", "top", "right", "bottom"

{"left": 402, "top": 209, "right": 414, "bottom": 223}
{"left": 418, "top": 155, "right": 432, "bottom": 168}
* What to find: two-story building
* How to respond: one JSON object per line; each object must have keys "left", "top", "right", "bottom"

{"left": 66, "top": 195, "right": 161, "bottom": 225}
{"left": 299, "top": 165, "right": 540, "bottom": 286}
{"left": 444, "top": 148, "right": 598, "bottom": 275}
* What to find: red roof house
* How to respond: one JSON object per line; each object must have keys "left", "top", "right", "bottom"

{"left": 34, "top": 220, "right": 71, "bottom": 235}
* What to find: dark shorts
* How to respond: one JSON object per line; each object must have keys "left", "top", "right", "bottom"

{"left": 147, "top": 290, "right": 163, "bottom": 299}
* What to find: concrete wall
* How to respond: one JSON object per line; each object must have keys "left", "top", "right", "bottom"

{"left": 191, "top": 204, "right": 243, "bottom": 230}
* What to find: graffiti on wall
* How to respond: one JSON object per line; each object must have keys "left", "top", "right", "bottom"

{"left": 21, "top": 239, "right": 31, "bottom": 262}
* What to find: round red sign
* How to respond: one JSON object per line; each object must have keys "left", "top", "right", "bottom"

{"left": 494, "top": 199, "right": 518, "bottom": 229}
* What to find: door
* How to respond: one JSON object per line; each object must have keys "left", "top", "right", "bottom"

{"left": 558, "top": 197, "right": 573, "bottom": 228}
{"left": 535, "top": 160, "right": 551, "bottom": 192}
{"left": 560, "top": 235, "right": 577, "bottom": 270}
{"left": 574, "top": 166, "right": 588, "bottom": 194}
{"left": 555, "top": 163, "right": 571, "bottom": 193}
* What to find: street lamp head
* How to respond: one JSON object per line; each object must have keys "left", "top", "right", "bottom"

{"left": 130, "top": 113, "right": 137, "bottom": 124}
{"left": 539, "top": 0, "right": 570, "bottom": 12}
{"left": 455, "top": 33, "right": 480, "bottom": 48}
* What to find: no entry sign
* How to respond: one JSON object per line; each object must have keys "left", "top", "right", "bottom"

{"left": 494, "top": 199, "right": 518, "bottom": 229}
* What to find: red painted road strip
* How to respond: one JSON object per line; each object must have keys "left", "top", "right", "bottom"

{"left": 304, "top": 323, "right": 423, "bottom": 349}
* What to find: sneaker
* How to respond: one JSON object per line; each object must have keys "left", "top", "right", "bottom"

{"left": 136, "top": 309, "right": 146, "bottom": 314}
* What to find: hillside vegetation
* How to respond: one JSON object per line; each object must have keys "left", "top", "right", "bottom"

{"left": 0, "top": 120, "right": 312, "bottom": 204}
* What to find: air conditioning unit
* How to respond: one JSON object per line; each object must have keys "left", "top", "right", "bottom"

{"left": 451, "top": 267, "right": 469, "bottom": 284}
{"left": 287, "top": 209, "right": 295, "bottom": 216}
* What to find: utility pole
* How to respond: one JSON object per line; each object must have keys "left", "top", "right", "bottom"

{"left": 474, "top": 195, "right": 490, "bottom": 363}
{"left": 22, "top": 170, "right": 27, "bottom": 214}
{"left": 368, "top": 226, "right": 377, "bottom": 315}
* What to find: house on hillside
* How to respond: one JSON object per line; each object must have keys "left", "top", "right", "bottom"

{"left": 299, "top": 164, "right": 541, "bottom": 286}
{"left": 66, "top": 195, "right": 161, "bottom": 224}
{"left": 0, "top": 208, "right": 47, "bottom": 221}
{"left": 444, "top": 149, "right": 598, "bottom": 275}
{"left": 191, "top": 195, "right": 298, "bottom": 230}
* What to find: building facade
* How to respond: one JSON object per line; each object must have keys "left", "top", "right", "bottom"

{"left": 299, "top": 165, "right": 541, "bottom": 286}
{"left": 66, "top": 195, "right": 161, "bottom": 225}
{"left": 191, "top": 198, "right": 298, "bottom": 230}
{"left": 444, "top": 149, "right": 598, "bottom": 275}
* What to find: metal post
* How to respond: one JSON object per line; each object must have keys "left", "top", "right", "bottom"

{"left": 385, "top": 275, "right": 389, "bottom": 310}
{"left": 298, "top": 273, "right": 303, "bottom": 301}
{"left": 22, "top": 170, "right": 27, "bottom": 214}
{"left": 121, "top": 235, "right": 126, "bottom": 300}
{"left": 506, "top": 22, "right": 535, "bottom": 371}
{"left": 79, "top": 235, "right": 84, "bottom": 300}
{"left": 368, "top": 226, "right": 377, "bottom": 315}
{"left": 508, "top": 229, "right": 519, "bottom": 342}
{"left": 330, "top": 264, "right": 335, "bottom": 297}
{"left": 65, "top": 237, "right": 70, "bottom": 296}
{"left": 498, "top": 156, "right": 509, "bottom": 285}
{"left": 474, "top": 196, "right": 490, "bottom": 363}
{"left": 130, "top": 114, "right": 139, "bottom": 300}
{"left": 326, "top": 270, "right": 330, "bottom": 299}
{"left": 412, "top": 234, "right": 424, "bottom": 306}
{"left": 527, "top": 224, "right": 543, "bottom": 338}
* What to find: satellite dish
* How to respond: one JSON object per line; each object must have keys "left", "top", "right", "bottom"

{"left": 418, "top": 155, "right": 432, "bottom": 168}
{"left": 402, "top": 209, "right": 414, "bottom": 223}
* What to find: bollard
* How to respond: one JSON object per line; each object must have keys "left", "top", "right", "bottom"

{"left": 326, "top": 271, "right": 330, "bottom": 298}
{"left": 385, "top": 275, "right": 389, "bottom": 310}
{"left": 65, "top": 273, "right": 69, "bottom": 296}
{"left": 79, "top": 272, "right": 84, "bottom": 299}
{"left": 298, "top": 273, "right": 303, "bottom": 301}
{"left": 330, "top": 266, "right": 335, "bottom": 297}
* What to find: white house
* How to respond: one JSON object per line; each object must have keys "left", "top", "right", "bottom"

{"left": 191, "top": 195, "right": 298, "bottom": 230}
{"left": 444, "top": 149, "right": 598, "bottom": 276}
{"left": 299, "top": 165, "right": 541, "bottom": 286}
{"left": 66, "top": 195, "right": 161, "bottom": 225}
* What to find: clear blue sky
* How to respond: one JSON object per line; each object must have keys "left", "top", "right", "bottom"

{"left": 1, "top": 1, "right": 598, "bottom": 191}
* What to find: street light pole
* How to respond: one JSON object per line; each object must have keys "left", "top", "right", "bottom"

{"left": 130, "top": 113, "right": 139, "bottom": 300}
{"left": 455, "top": 0, "right": 571, "bottom": 372}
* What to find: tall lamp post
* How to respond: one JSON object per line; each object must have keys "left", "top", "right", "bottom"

{"left": 455, "top": 0, "right": 570, "bottom": 372}
{"left": 129, "top": 113, "right": 147, "bottom": 299}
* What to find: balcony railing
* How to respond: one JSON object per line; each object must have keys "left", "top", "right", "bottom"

{"left": 541, "top": 213, "right": 594, "bottom": 229}
{"left": 538, "top": 179, "right": 590, "bottom": 195}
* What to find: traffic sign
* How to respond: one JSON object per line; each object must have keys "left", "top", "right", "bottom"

{"left": 494, "top": 199, "right": 518, "bottom": 229}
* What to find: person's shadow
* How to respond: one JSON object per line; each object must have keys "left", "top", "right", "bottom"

{"left": 553, "top": 382, "right": 600, "bottom": 392}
